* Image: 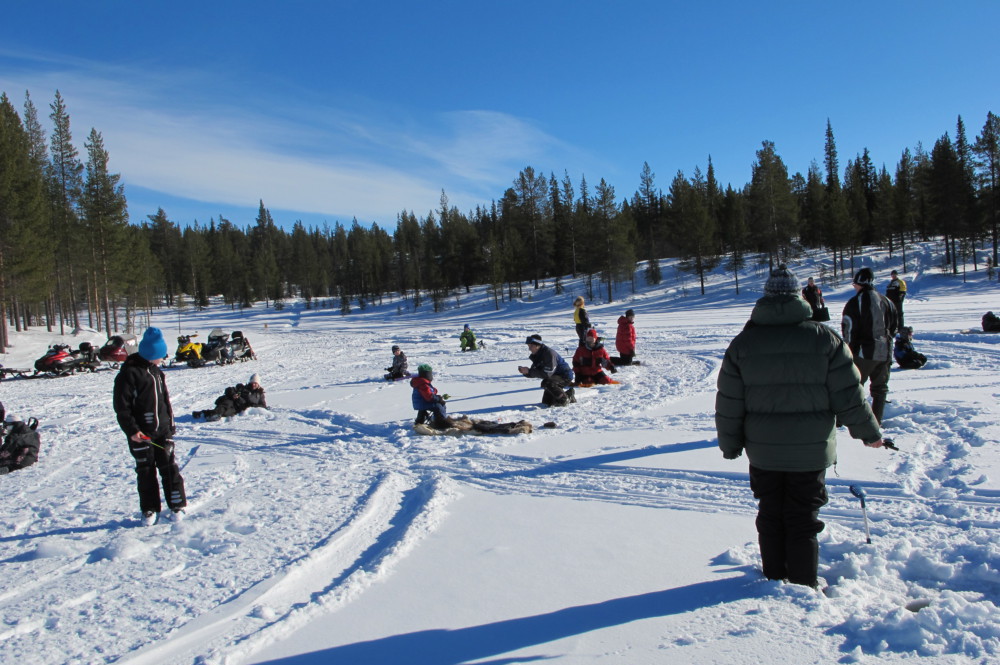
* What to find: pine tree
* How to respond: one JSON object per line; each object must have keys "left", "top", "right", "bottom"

{"left": 748, "top": 140, "right": 798, "bottom": 268}
{"left": 973, "top": 112, "right": 1000, "bottom": 266}
{"left": 893, "top": 149, "right": 917, "bottom": 270}
{"left": 80, "top": 128, "right": 130, "bottom": 332}
{"left": 669, "top": 170, "right": 719, "bottom": 295}
{"left": 0, "top": 94, "right": 48, "bottom": 349}
{"left": 48, "top": 91, "right": 84, "bottom": 332}
{"left": 822, "top": 121, "right": 851, "bottom": 276}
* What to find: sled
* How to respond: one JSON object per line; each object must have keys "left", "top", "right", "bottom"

{"left": 413, "top": 417, "right": 533, "bottom": 436}
{"left": 0, "top": 366, "right": 32, "bottom": 380}
{"left": 573, "top": 379, "right": 621, "bottom": 388}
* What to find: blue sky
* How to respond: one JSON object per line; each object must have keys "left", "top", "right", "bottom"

{"left": 2, "top": 1, "right": 998, "bottom": 231}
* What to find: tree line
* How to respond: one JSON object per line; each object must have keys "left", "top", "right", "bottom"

{"left": 1, "top": 89, "right": 998, "bottom": 353}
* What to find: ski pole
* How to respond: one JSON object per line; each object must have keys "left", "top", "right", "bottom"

{"left": 849, "top": 484, "right": 872, "bottom": 544}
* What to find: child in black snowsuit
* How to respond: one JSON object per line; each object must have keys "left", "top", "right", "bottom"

{"left": 893, "top": 327, "right": 927, "bottom": 369}
{"left": 984, "top": 312, "right": 1000, "bottom": 332}
{"left": 193, "top": 374, "right": 268, "bottom": 421}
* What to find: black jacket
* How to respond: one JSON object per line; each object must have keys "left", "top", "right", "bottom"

{"left": 215, "top": 384, "right": 267, "bottom": 416}
{"left": 113, "top": 354, "right": 175, "bottom": 439}
{"left": 842, "top": 286, "right": 897, "bottom": 361}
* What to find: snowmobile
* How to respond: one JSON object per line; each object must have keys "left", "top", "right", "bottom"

{"left": 98, "top": 335, "right": 137, "bottom": 368}
{"left": 33, "top": 343, "right": 101, "bottom": 377}
{"left": 174, "top": 334, "right": 204, "bottom": 366}
{"left": 175, "top": 329, "right": 254, "bottom": 368}
{"left": 225, "top": 330, "right": 256, "bottom": 363}
{"left": 175, "top": 332, "right": 226, "bottom": 368}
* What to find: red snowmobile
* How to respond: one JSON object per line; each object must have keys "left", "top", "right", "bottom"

{"left": 33, "top": 343, "right": 102, "bottom": 377}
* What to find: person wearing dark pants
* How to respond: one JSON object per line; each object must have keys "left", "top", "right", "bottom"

{"left": 573, "top": 296, "right": 591, "bottom": 344}
{"left": 885, "top": 270, "right": 907, "bottom": 328}
{"left": 842, "top": 268, "right": 898, "bottom": 425}
{"left": 410, "top": 364, "right": 453, "bottom": 429}
{"left": 749, "top": 467, "right": 828, "bottom": 584}
{"left": 716, "top": 266, "right": 883, "bottom": 588}
{"left": 113, "top": 327, "right": 187, "bottom": 526}
{"left": 519, "top": 334, "right": 575, "bottom": 407}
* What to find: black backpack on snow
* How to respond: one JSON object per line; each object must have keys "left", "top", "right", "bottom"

{"left": 0, "top": 418, "right": 41, "bottom": 474}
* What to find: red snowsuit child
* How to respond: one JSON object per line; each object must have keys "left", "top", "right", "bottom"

{"left": 614, "top": 309, "right": 637, "bottom": 365}
{"left": 573, "top": 329, "right": 616, "bottom": 386}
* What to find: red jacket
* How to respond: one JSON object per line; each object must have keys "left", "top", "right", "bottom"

{"left": 616, "top": 316, "right": 636, "bottom": 355}
{"left": 573, "top": 342, "right": 612, "bottom": 378}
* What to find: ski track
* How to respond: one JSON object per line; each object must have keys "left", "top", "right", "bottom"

{"left": 3, "top": 302, "right": 1000, "bottom": 664}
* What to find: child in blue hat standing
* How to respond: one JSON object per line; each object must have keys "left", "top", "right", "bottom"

{"left": 112, "top": 327, "right": 187, "bottom": 526}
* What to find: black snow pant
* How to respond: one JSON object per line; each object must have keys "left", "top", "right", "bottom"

{"left": 749, "top": 465, "right": 828, "bottom": 588}
{"left": 541, "top": 375, "right": 572, "bottom": 406}
{"left": 897, "top": 353, "right": 926, "bottom": 369}
{"left": 889, "top": 294, "right": 905, "bottom": 328}
{"left": 854, "top": 357, "right": 891, "bottom": 424}
{"left": 128, "top": 436, "right": 187, "bottom": 514}
{"left": 611, "top": 352, "right": 635, "bottom": 366}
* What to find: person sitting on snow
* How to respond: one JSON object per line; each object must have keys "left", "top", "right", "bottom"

{"left": 459, "top": 324, "right": 479, "bottom": 352}
{"left": 385, "top": 345, "right": 409, "bottom": 380}
{"left": 518, "top": 334, "right": 575, "bottom": 407}
{"left": 410, "top": 363, "right": 453, "bottom": 429}
{"left": 193, "top": 373, "right": 268, "bottom": 422}
{"left": 983, "top": 311, "right": 1000, "bottom": 333}
{"left": 893, "top": 327, "right": 927, "bottom": 369}
{"left": 573, "top": 328, "right": 617, "bottom": 386}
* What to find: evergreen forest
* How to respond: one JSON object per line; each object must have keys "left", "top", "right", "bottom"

{"left": 1, "top": 89, "right": 998, "bottom": 353}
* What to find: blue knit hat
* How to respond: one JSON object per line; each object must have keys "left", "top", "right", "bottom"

{"left": 138, "top": 327, "right": 168, "bottom": 361}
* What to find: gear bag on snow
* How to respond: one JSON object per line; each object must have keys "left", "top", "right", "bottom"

{"left": 0, "top": 417, "right": 41, "bottom": 474}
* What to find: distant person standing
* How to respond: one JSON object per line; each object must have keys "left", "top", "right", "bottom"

{"left": 885, "top": 270, "right": 907, "bottom": 327}
{"left": 801, "top": 277, "right": 828, "bottom": 321}
{"left": 113, "top": 327, "right": 187, "bottom": 526}
{"left": 842, "top": 268, "right": 898, "bottom": 425}
{"left": 716, "top": 265, "right": 883, "bottom": 588}
{"left": 573, "top": 296, "right": 592, "bottom": 344}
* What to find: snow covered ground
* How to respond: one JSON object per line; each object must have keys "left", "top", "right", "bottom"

{"left": 2, "top": 244, "right": 1000, "bottom": 665}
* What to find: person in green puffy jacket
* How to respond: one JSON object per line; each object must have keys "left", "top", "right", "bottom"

{"left": 715, "top": 265, "right": 884, "bottom": 588}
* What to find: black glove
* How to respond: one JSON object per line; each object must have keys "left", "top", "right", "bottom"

{"left": 723, "top": 449, "right": 742, "bottom": 460}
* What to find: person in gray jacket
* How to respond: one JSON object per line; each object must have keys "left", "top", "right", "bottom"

{"left": 842, "top": 267, "right": 898, "bottom": 424}
{"left": 716, "top": 265, "right": 884, "bottom": 588}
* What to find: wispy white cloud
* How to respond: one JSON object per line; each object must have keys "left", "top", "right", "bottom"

{"left": 0, "top": 52, "right": 583, "bottom": 222}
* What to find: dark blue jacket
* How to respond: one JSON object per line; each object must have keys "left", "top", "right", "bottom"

{"left": 526, "top": 344, "right": 573, "bottom": 382}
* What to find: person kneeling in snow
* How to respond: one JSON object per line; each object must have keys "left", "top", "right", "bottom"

{"left": 410, "top": 364, "right": 453, "bottom": 429}
{"left": 893, "top": 327, "right": 927, "bottom": 369}
{"left": 572, "top": 328, "right": 617, "bottom": 386}
{"left": 518, "top": 334, "right": 575, "bottom": 407}
{"left": 193, "top": 373, "right": 268, "bottom": 422}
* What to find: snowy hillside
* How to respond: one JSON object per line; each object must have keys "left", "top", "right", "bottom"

{"left": 1, "top": 245, "right": 1000, "bottom": 665}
